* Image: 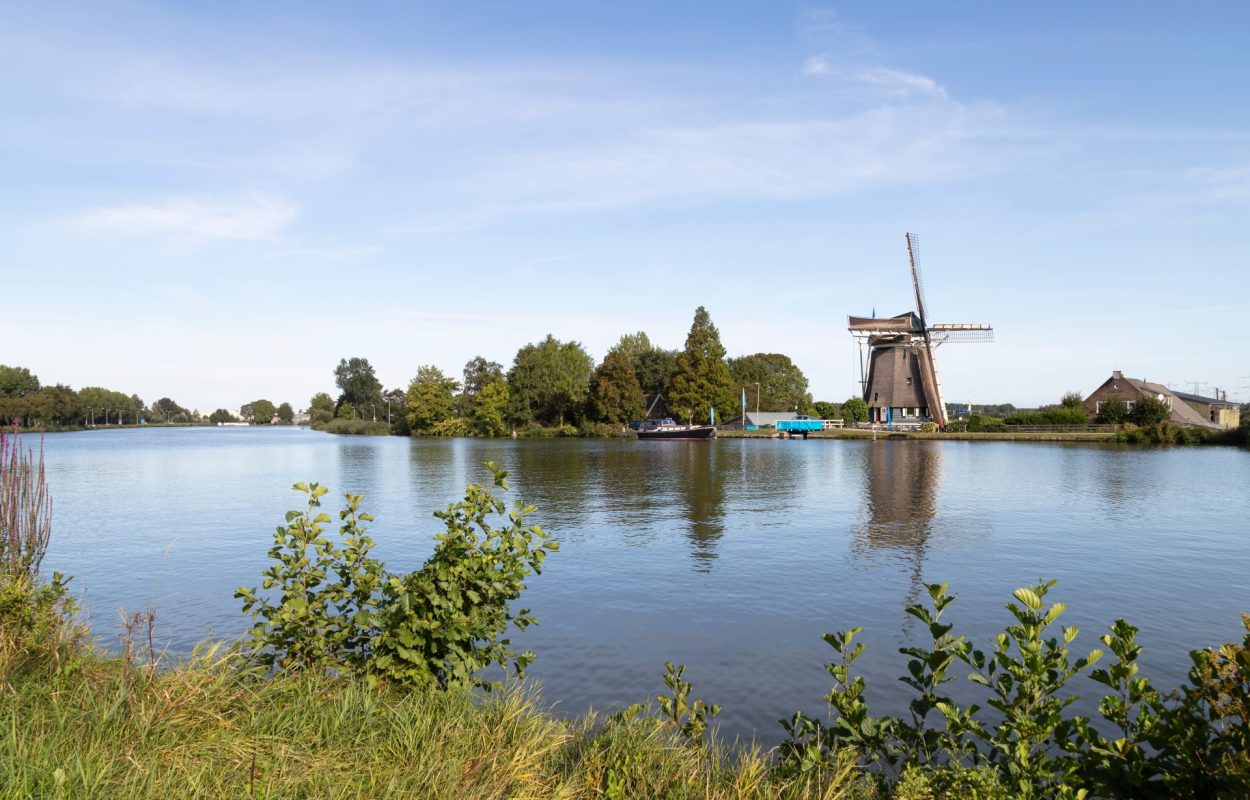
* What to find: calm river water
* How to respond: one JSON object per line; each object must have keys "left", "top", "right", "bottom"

{"left": 30, "top": 427, "right": 1250, "bottom": 741}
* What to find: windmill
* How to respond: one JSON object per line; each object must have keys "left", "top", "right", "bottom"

{"left": 848, "top": 233, "right": 994, "bottom": 427}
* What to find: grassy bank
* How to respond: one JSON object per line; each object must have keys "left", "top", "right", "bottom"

{"left": 2, "top": 643, "right": 824, "bottom": 799}
{"left": 718, "top": 429, "right": 1121, "bottom": 442}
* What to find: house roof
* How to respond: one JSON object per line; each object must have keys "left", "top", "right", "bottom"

{"left": 746, "top": 411, "right": 798, "bottom": 425}
{"left": 1121, "top": 378, "right": 1217, "bottom": 428}
{"left": 1171, "top": 389, "right": 1236, "bottom": 408}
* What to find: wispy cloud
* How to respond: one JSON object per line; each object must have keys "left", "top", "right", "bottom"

{"left": 801, "top": 58, "right": 947, "bottom": 99}
{"left": 68, "top": 192, "right": 297, "bottom": 242}
{"left": 802, "top": 55, "right": 833, "bottom": 76}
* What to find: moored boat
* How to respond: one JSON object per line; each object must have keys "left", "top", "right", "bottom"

{"left": 636, "top": 418, "right": 716, "bottom": 440}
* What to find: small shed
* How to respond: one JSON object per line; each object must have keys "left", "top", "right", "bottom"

{"left": 1171, "top": 389, "right": 1241, "bottom": 429}
{"left": 719, "top": 410, "right": 799, "bottom": 430}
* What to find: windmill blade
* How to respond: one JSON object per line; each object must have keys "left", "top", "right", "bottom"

{"left": 905, "top": 232, "right": 930, "bottom": 331}
{"left": 930, "top": 324, "right": 994, "bottom": 344}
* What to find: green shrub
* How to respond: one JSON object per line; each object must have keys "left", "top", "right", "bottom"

{"left": 1129, "top": 395, "right": 1171, "bottom": 426}
{"left": 1096, "top": 396, "right": 1128, "bottom": 424}
{"left": 237, "top": 464, "right": 558, "bottom": 689}
{"left": 945, "top": 420, "right": 968, "bottom": 433}
{"left": 1044, "top": 406, "right": 1088, "bottom": 425}
{"left": 920, "top": 422, "right": 938, "bottom": 433}
{"left": 578, "top": 420, "right": 623, "bottom": 438}
{"left": 967, "top": 415, "right": 1007, "bottom": 433}
{"left": 894, "top": 764, "right": 1012, "bottom": 800}
{"left": 320, "top": 418, "right": 391, "bottom": 436}
{"left": 428, "top": 417, "right": 474, "bottom": 437}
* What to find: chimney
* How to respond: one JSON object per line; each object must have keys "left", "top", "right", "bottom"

{"left": 1112, "top": 370, "right": 1123, "bottom": 380}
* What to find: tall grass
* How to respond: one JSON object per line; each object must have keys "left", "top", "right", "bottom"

{"left": 0, "top": 640, "right": 867, "bottom": 799}
{"left": 0, "top": 429, "right": 52, "bottom": 579}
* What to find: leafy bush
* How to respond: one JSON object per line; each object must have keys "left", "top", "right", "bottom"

{"left": 428, "top": 417, "right": 474, "bottom": 437}
{"left": 967, "top": 415, "right": 1007, "bottom": 433}
{"left": 1096, "top": 396, "right": 1128, "bottom": 424}
{"left": 920, "top": 422, "right": 938, "bottom": 433}
{"left": 318, "top": 418, "right": 392, "bottom": 436}
{"left": 775, "top": 580, "right": 1250, "bottom": 799}
{"left": 237, "top": 464, "right": 557, "bottom": 689}
{"left": 1129, "top": 395, "right": 1172, "bottom": 426}
{"left": 1113, "top": 422, "right": 1212, "bottom": 445}
{"left": 842, "top": 397, "right": 869, "bottom": 424}
{"left": 945, "top": 420, "right": 968, "bottom": 433}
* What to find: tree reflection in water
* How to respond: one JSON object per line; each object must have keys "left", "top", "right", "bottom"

{"left": 675, "top": 443, "right": 727, "bottom": 572}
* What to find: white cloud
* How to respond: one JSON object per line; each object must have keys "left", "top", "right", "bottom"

{"left": 68, "top": 192, "right": 297, "bottom": 242}
{"left": 856, "top": 67, "right": 947, "bottom": 98}
{"left": 802, "top": 55, "right": 833, "bottom": 76}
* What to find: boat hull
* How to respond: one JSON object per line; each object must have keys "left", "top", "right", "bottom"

{"left": 636, "top": 425, "right": 716, "bottom": 441}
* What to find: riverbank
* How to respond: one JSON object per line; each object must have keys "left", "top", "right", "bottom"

{"left": 719, "top": 428, "right": 1122, "bottom": 442}
{"left": 4, "top": 640, "right": 820, "bottom": 799}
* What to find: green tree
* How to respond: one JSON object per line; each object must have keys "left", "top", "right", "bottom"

{"left": 473, "top": 379, "right": 511, "bottom": 437}
{"left": 152, "top": 397, "right": 189, "bottom": 422}
{"left": 25, "top": 385, "right": 80, "bottom": 426}
{"left": 406, "top": 366, "right": 461, "bottom": 432}
{"left": 589, "top": 349, "right": 644, "bottom": 424}
{"left": 813, "top": 400, "right": 842, "bottom": 420}
{"left": 247, "top": 399, "right": 277, "bottom": 424}
{"left": 1129, "top": 394, "right": 1171, "bottom": 426}
{"left": 1060, "top": 391, "right": 1085, "bottom": 409}
{"left": 506, "top": 335, "right": 594, "bottom": 427}
{"left": 842, "top": 396, "right": 869, "bottom": 423}
{"left": 384, "top": 388, "right": 410, "bottom": 435}
{"left": 208, "top": 408, "right": 236, "bottom": 424}
{"left": 727, "top": 353, "right": 812, "bottom": 413}
{"left": 337, "top": 402, "right": 354, "bottom": 420}
{"left": 668, "top": 307, "right": 735, "bottom": 425}
{"left": 309, "top": 392, "right": 335, "bottom": 425}
{"left": 334, "top": 357, "right": 384, "bottom": 417}
{"left": 0, "top": 365, "right": 40, "bottom": 398}
{"left": 612, "top": 333, "right": 678, "bottom": 397}
{"left": 77, "top": 386, "right": 140, "bottom": 425}
{"left": 276, "top": 402, "right": 295, "bottom": 424}
{"left": 458, "top": 356, "right": 504, "bottom": 417}
{"left": 1096, "top": 396, "right": 1128, "bottom": 424}
{"left": 309, "top": 392, "right": 334, "bottom": 415}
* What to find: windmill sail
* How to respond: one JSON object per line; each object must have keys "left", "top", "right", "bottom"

{"left": 905, "top": 233, "right": 948, "bottom": 426}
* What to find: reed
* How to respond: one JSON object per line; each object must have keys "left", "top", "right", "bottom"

{"left": 0, "top": 429, "right": 52, "bottom": 580}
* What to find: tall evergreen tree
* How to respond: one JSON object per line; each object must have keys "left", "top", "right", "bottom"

{"left": 590, "top": 349, "right": 644, "bottom": 424}
{"left": 668, "top": 307, "right": 735, "bottom": 425}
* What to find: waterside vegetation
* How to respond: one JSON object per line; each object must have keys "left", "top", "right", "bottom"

{"left": 3, "top": 431, "right": 1247, "bottom": 798}
{"left": 310, "top": 307, "right": 871, "bottom": 440}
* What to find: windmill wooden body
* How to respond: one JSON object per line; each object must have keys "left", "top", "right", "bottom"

{"left": 848, "top": 234, "right": 993, "bottom": 427}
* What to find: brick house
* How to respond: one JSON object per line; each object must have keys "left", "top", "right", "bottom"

{"left": 1083, "top": 371, "right": 1217, "bottom": 428}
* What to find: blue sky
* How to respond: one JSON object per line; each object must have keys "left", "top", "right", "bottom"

{"left": 3, "top": 1, "right": 1248, "bottom": 412}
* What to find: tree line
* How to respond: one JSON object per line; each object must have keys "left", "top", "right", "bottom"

{"left": 312, "top": 306, "right": 870, "bottom": 437}
{"left": 0, "top": 364, "right": 294, "bottom": 428}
